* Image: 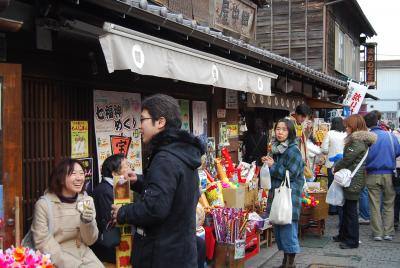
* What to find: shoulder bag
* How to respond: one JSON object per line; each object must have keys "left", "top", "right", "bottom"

{"left": 334, "top": 149, "right": 369, "bottom": 187}
{"left": 269, "top": 170, "right": 292, "bottom": 225}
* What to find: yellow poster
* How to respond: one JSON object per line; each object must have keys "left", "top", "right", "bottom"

{"left": 226, "top": 124, "right": 239, "bottom": 138}
{"left": 71, "top": 121, "right": 89, "bottom": 158}
{"left": 114, "top": 176, "right": 132, "bottom": 268}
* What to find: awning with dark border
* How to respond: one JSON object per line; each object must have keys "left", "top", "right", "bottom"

{"left": 99, "top": 22, "right": 278, "bottom": 96}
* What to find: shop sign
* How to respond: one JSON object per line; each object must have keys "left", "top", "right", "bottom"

{"left": 226, "top": 89, "right": 239, "bottom": 109}
{"left": 365, "top": 43, "right": 377, "bottom": 88}
{"left": 247, "top": 93, "right": 304, "bottom": 111}
{"left": 93, "top": 90, "right": 142, "bottom": 180}
{"left": 343, "top": 81, "right": 367, "bottom": 115}
{"left": 210, "top": 0, "right": 257, "bottom": 40}
{"left": 71, "top": 121, "right": 89, "bottom": 159}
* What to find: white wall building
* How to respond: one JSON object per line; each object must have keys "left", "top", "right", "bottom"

{"left": 363, "top": 60, "right": 400, "bottom": 127}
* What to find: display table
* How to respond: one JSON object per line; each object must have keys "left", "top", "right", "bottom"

{"left": 299, "top": 191, "right": 328, "bottom": 239}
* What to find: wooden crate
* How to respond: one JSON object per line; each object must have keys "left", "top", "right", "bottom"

{"left": 301, "top": 192, "right": 328, "bottom": 221}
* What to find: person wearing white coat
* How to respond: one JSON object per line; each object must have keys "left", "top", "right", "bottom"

{"left": 321, "top": 117, "right": 347, "bottom": 215}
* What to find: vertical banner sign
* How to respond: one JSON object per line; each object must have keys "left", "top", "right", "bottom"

{"left": 93, "top": 90, "right": 143, "bottom": 180}
{"left": 365, "top": 43, "right": 377, "bottom": 88}
{"left": 71, "top": 121, "right": 89, "bottom": 159}
{"left": 179, "top": 99, "right": 191, "bottom": 131}
{"left": 192, "top": 101, "right": 208, "bottom": 145}
{"left": 113, "top": 176, "right": 132, "bottom": 268}
{"left": 343, "top": 82, "right": 368, "bottom": 115}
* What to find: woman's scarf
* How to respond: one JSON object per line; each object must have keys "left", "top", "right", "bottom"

{"left": 271, "top": 138, "right": 290, "bottom": 155}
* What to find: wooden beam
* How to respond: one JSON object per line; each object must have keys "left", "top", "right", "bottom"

{"left": 0, "top": 63, "right": 22, "bottom": 248}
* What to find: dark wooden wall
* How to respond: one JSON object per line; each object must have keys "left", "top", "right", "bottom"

{"left": 256, "top": 0, "right": 324, "bottom": 71}
{"left": 7, "top": 30, "right": 214, "bottom": 234}
{"left": 325, "top": 4, "right": 362, "bottom": 79}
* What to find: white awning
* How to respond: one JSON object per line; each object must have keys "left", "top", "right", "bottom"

{"left": 99, "top": 22, "right": 278, "bottom": 96}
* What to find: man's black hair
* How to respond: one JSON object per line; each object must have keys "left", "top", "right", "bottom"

{"left": 295, "top": 104, "right": 311, "bottom": 117}
{"left": 142, "top": 94, "right": 182, "bottom": 129}
{"left": 331, "top": 117, "right": 345, "bottom": 132}
{"left": 364, "top": 112, "right": 379, "bottom": 128}
{"left": 101, "top": 154, "right": 126, "bottom": 178}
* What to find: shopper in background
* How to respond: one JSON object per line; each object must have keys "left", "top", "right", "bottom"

{"left": 91, "top": 154, "right": 132, "bottom": 265}
{"left": 364, "top": 112, "right": 400, "bottom": 241}
{"left": 393, "top": 118, "right": 400, "bottom": 230}
{"left": 332, "top": 115, "right": 376, "bottom": 249}
{"left": 262, "top": 118, "right": 304, "bottom": 268}
{"left": 321, "top": 117, "right": 347, "bottom": 216}
{"left": 31, "top": 159, "right": 103, "bottom": 268}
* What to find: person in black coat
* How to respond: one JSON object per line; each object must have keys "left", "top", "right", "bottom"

{"left": 91, "top": 154, "right": 131, "bottom": 264}
{"left": 111, "top": 94, "right": 205, "bottom": 268}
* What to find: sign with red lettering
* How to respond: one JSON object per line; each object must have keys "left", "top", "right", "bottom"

{"left": 343, "top": 81, "right": 368, "bottom": 115}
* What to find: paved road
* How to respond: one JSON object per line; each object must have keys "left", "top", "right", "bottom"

{"left": 248, "top": 215, "right": 400, "bottom": 268}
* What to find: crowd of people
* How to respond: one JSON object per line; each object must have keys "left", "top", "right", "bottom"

{"left": 28, "top": 94, "right": 400, "bottom": 268}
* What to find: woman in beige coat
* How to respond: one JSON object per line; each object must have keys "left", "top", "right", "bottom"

{"left": 31, "top": 159, "right": 104, "bottom": 268}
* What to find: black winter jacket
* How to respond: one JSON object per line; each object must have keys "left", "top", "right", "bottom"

{"left": 117, "top": 128, "right": 205, "bottom": 268}
{"left": 91, "top": 179, "right": 116, "bottom": 263}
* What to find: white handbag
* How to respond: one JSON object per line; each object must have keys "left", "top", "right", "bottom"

{"left": 334, "top": 149, "right": 369, "bottom": 187}
{"left": 269, "top": 170, "right": 292, "bottom": 225}
{"left": 326, "top": 181, "right": 345, "bottom": 206}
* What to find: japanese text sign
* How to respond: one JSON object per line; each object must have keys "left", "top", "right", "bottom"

{"left": 343, "top": 82, "right": 367, "bottom": 115}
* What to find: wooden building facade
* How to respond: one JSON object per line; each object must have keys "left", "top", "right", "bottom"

{"left": 256, "top": 0, "right": 376, "bottom": 81}
{"left": 0, "top": 0, "right": 349, "bottom": 248}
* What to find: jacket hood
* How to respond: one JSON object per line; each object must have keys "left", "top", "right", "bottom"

{"left": 151, "top": 128, "right": 205, "bottom": 169}
{"left": 346, "top": 130, "right": 377, "bottom": 146}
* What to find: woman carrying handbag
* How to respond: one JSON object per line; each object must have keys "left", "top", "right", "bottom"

{"left": 262, "top": 118, "right": 304, "bottom": 268}
{"left": 332, "top": 115, "right": 376, "bottom": 249}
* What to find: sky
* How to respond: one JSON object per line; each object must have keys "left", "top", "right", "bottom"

{"left": 357, "top": 0, "right": 400, "bottom": 60}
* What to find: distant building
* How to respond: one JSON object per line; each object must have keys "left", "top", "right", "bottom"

{"left": 363, "top": 60, "right": 400, "bottom": 128}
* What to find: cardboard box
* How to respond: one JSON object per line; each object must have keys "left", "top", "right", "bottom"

{"left": 240, "top": 183, "right": 259, "bottom": 209}
{"left": 222, "top": 187, "right": 245, "bottom": 208}
{"left": 214, "top": 243, "right": 245, "bottom": 268}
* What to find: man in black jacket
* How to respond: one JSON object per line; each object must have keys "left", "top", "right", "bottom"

{"left": 111, "top": 94, "right": 205, "bottom": 268}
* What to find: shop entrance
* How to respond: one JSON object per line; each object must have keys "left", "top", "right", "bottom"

{"left": 0, "top": 64, "right": 23, "bottom": 249}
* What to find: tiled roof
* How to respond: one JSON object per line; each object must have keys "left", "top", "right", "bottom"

{"left": 87, "top": 0, "right": 348, "bottom": 90}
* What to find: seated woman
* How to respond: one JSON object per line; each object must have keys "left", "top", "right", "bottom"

{"left": 31, "top": 158, "right": 103, "bottom": 268}
{"left": 92, "top": 154, "right": 132, "bottom": 264}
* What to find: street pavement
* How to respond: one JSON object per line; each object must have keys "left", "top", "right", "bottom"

{"left": 245, "top": 215, "right": 400, "bottom": 268}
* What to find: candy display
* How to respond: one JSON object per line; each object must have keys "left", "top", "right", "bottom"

{"left": 212, "top": 208, "right": 248, "bottom": 244}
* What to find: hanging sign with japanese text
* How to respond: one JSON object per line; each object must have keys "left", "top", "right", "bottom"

{"left": 365, "top": 43, "right": 377, "bottom": 88}
{"left": 192, "top": 101, "right": 208, "bottom": 146}
{"left": 93, "top": 90, "right": 142, "bottom": 181}
{"left": 210, "top": 0, "right": 257, "bottom": 40}
{"left": 343, "top": 82, "right": 367, "bottom": 115}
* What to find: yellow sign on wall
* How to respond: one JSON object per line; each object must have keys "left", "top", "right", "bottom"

{"left": 71, "top": 121, "right": 89, "bottom": 158}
